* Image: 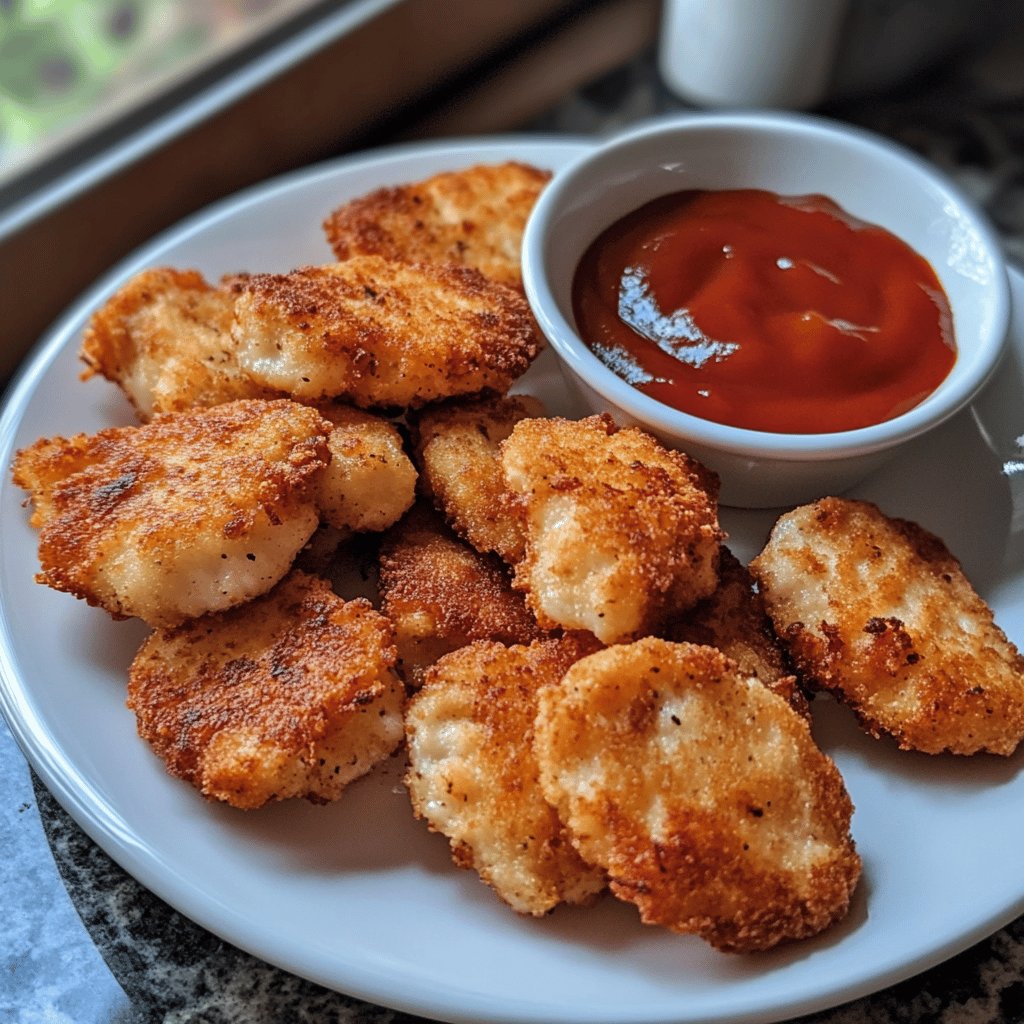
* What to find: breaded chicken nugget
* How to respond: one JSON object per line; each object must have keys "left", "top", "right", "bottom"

{"left": 323, "top": 162, "right": 550, "bottom": 289}
{"left": 230, "top": 257, "right": 540, "bottom": 408}
{"left": 534, "top": 638, "right": 860, "bottom": 952}
{"left": 669, "top": 547, "right": 807, "bottom": 718}
{"left": 378, "top": 503, "right": 547, "bottom": 686}
{"left": 12, "top": 399, "right": 329, "bottom": 628}
{"left": 315, "top": 403, "right": 416, "bottom": 533}
{"left": 750, "top": 497, "right": 1024, "bottom": 756}
{"left": 412, "top": 394, "right": 543, "bottom": 564}
{"left": 128, "top": 570, "right": 403, "bottom": 809}
{"left": 501, "top": 414, "right": 722, "bottom": 644}
{"left": 80, "top": 268, "right": 277, "bottom": 420}
{"left": 405, "top": 635, "right": 605, "bottom": 915}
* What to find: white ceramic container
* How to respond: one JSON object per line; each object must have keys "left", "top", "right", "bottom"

{"left": 522, "top": 111, "right": 1011, "bottom": 507}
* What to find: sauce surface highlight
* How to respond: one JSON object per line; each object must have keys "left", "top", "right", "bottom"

{"left": 571, "top": 189, "right": 956, "bottom": 434}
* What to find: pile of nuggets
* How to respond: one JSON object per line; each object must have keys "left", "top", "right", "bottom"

{"left": 13, "top": 162, "right": 1024, "bottom": 955}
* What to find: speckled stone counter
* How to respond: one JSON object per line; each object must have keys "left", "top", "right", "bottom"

{"left": 4, "top": 19, "right": 1024, "bottom": 1024}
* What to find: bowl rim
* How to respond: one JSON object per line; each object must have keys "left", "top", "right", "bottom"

{"left": 522, "top": 110, "right": 1012, "bottom": 462}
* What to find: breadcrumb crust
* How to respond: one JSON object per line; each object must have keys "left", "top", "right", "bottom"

{"left": 405, "top": 635, "right": 605, "bottom": 915}
{"left": 501, "top": 414, "right": 722, "bottom": 643}
{"left": 231, "top": 257, "right": 540, "bottom": 407}
{"left": 12, "top": 399, "right": 330, "bottom": 627}
{"left": 534, "top": 638, "right": 861, "bottom": 952}
{"left": 80, "top": 267, "right": 279, "bottom": 419}
{"left": 413, "top": 394, "right": 543, "bottom": 564}
{"left": 751, "top": 497, "right": 1024, "bottom": 755}
{"left": 323, "top": 161, "right": 550, "bottom": 289}
{"left": 128, "top": 570, "right": 402, "bottom": 809}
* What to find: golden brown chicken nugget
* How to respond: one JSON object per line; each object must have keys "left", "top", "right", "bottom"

{"left": 12, "top": 399, "right": 329, "bottom": 628}
{"left": 669, "top": 547, "right": 807, "bottom": 718}
{"left": 315, "top": 403, "right": 416, "bottom": 533}
{"left": 412, "top": 394, "right": 543, "bottom": 564}
{"left": 534, "top": 638, "right": 861, "bottom": 952}
{"left": 128, "top": 570, "right": 403, "bottom": 809}
{"left": 80, "top": 268, "right": 278, "bottom": 420}
{"left": 405, "top": 635, "right": 605, "bottom": 915}
{"left": 378, "top": 503, "right": 548, "bottom": 686}
{"left": 751, "top": 497, "right": 1024, "bottom": 756}
{"left": 501, "top": 414, "right": 722, "bottom": 644}
{"left": 323, "top": 162, "right": 550, "bottom": 289}
{"left": 230, "top": 257, "right": 540, "bottom": 408}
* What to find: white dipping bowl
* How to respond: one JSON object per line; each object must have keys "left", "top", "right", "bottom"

{"left": 522, "top": 112, "right": 1011, "bottom": 507}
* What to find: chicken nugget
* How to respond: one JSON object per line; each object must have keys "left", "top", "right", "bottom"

{"left": 501, "top": 414, "right": 722, "bottom": 644}
{"left": 412, "top": 394, "right": 543, "bottom": 564}
{"left": 750, "top": 497, "right": 1024, "bottom": 756}
{"left": 230, "top": 257, "right": 540, "bottom": 408}
{"left": 405, "top": 635, "right": 605, "bottom": 915}
{"left": 378, "top": 503, "right": 547, "bottom": 686}
{"left": 315, "top": 403, "right": 416, "bottom": 533}
{"left": 323, "top": 162, "right": 550, "bottom": 289}
{"left": 80, "top": 268, "right": 278, "bottom": 420}
{"left": 668, "top": 547, "right": 807, "bottom": 718}
{"left": 128, "top": 570, "right": 403, "bottom": 809}
{"left": 12, "top": 399, "right": 329, "bottom": 628}
{"left": 534, "top": 638, "right": 860, "bottom": 952}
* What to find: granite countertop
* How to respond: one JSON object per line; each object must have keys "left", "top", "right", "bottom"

{"left": 4, "top": 16, "right": 1024, "bottom": 1024}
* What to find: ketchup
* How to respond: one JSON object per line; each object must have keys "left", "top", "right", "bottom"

{"left": 571, "top": 189, "right": 956, "bottom": 434}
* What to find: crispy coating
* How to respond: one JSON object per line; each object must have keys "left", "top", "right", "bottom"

{"left": 405, "top": 635, "right": 605, "bottom": 915}
{"left": 315, "top": 403, "right": 417, "bottom": 533}
{"left": 413, "top": 394, "right": 543, "bottom": 564}
{"left": 80, "top": 268, "right": 277, "bottom": 420}
{"left": 534, "top": 638, "right": 861, "bottom": 952}
{"left": 230, "top": 257, "right": 540, "bottom": 408}
{"left": 12, "top": 399, "right": 329, "bottom": 628}
{"left": 128, "top": 570, "right": 403, "bottom": 809}
{"left": 669, "top": 547, "right": 808, "bottom": 719}
{"left": 750, "top": 497, "right": 1024, "bottom": 756}
{"left": 323, "top": 162, "right": 551, "bottom": 289}
{"left": 501, "top": 414, "right": 723, "bottom": 644}
{"left": 378, "top": 503, "right": 547, "bottom": 686}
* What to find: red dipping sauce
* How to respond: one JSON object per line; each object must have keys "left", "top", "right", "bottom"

{"left": 571, "top": 189, "right": 956, "bottom": 434}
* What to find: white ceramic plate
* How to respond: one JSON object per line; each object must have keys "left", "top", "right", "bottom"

{"left": 2, "top": 137, "right": 1023, "bottom": 1024}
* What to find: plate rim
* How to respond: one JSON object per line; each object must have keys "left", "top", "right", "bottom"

{"left": 2, "top": 133, "right": 1023, "bottom": 1024}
